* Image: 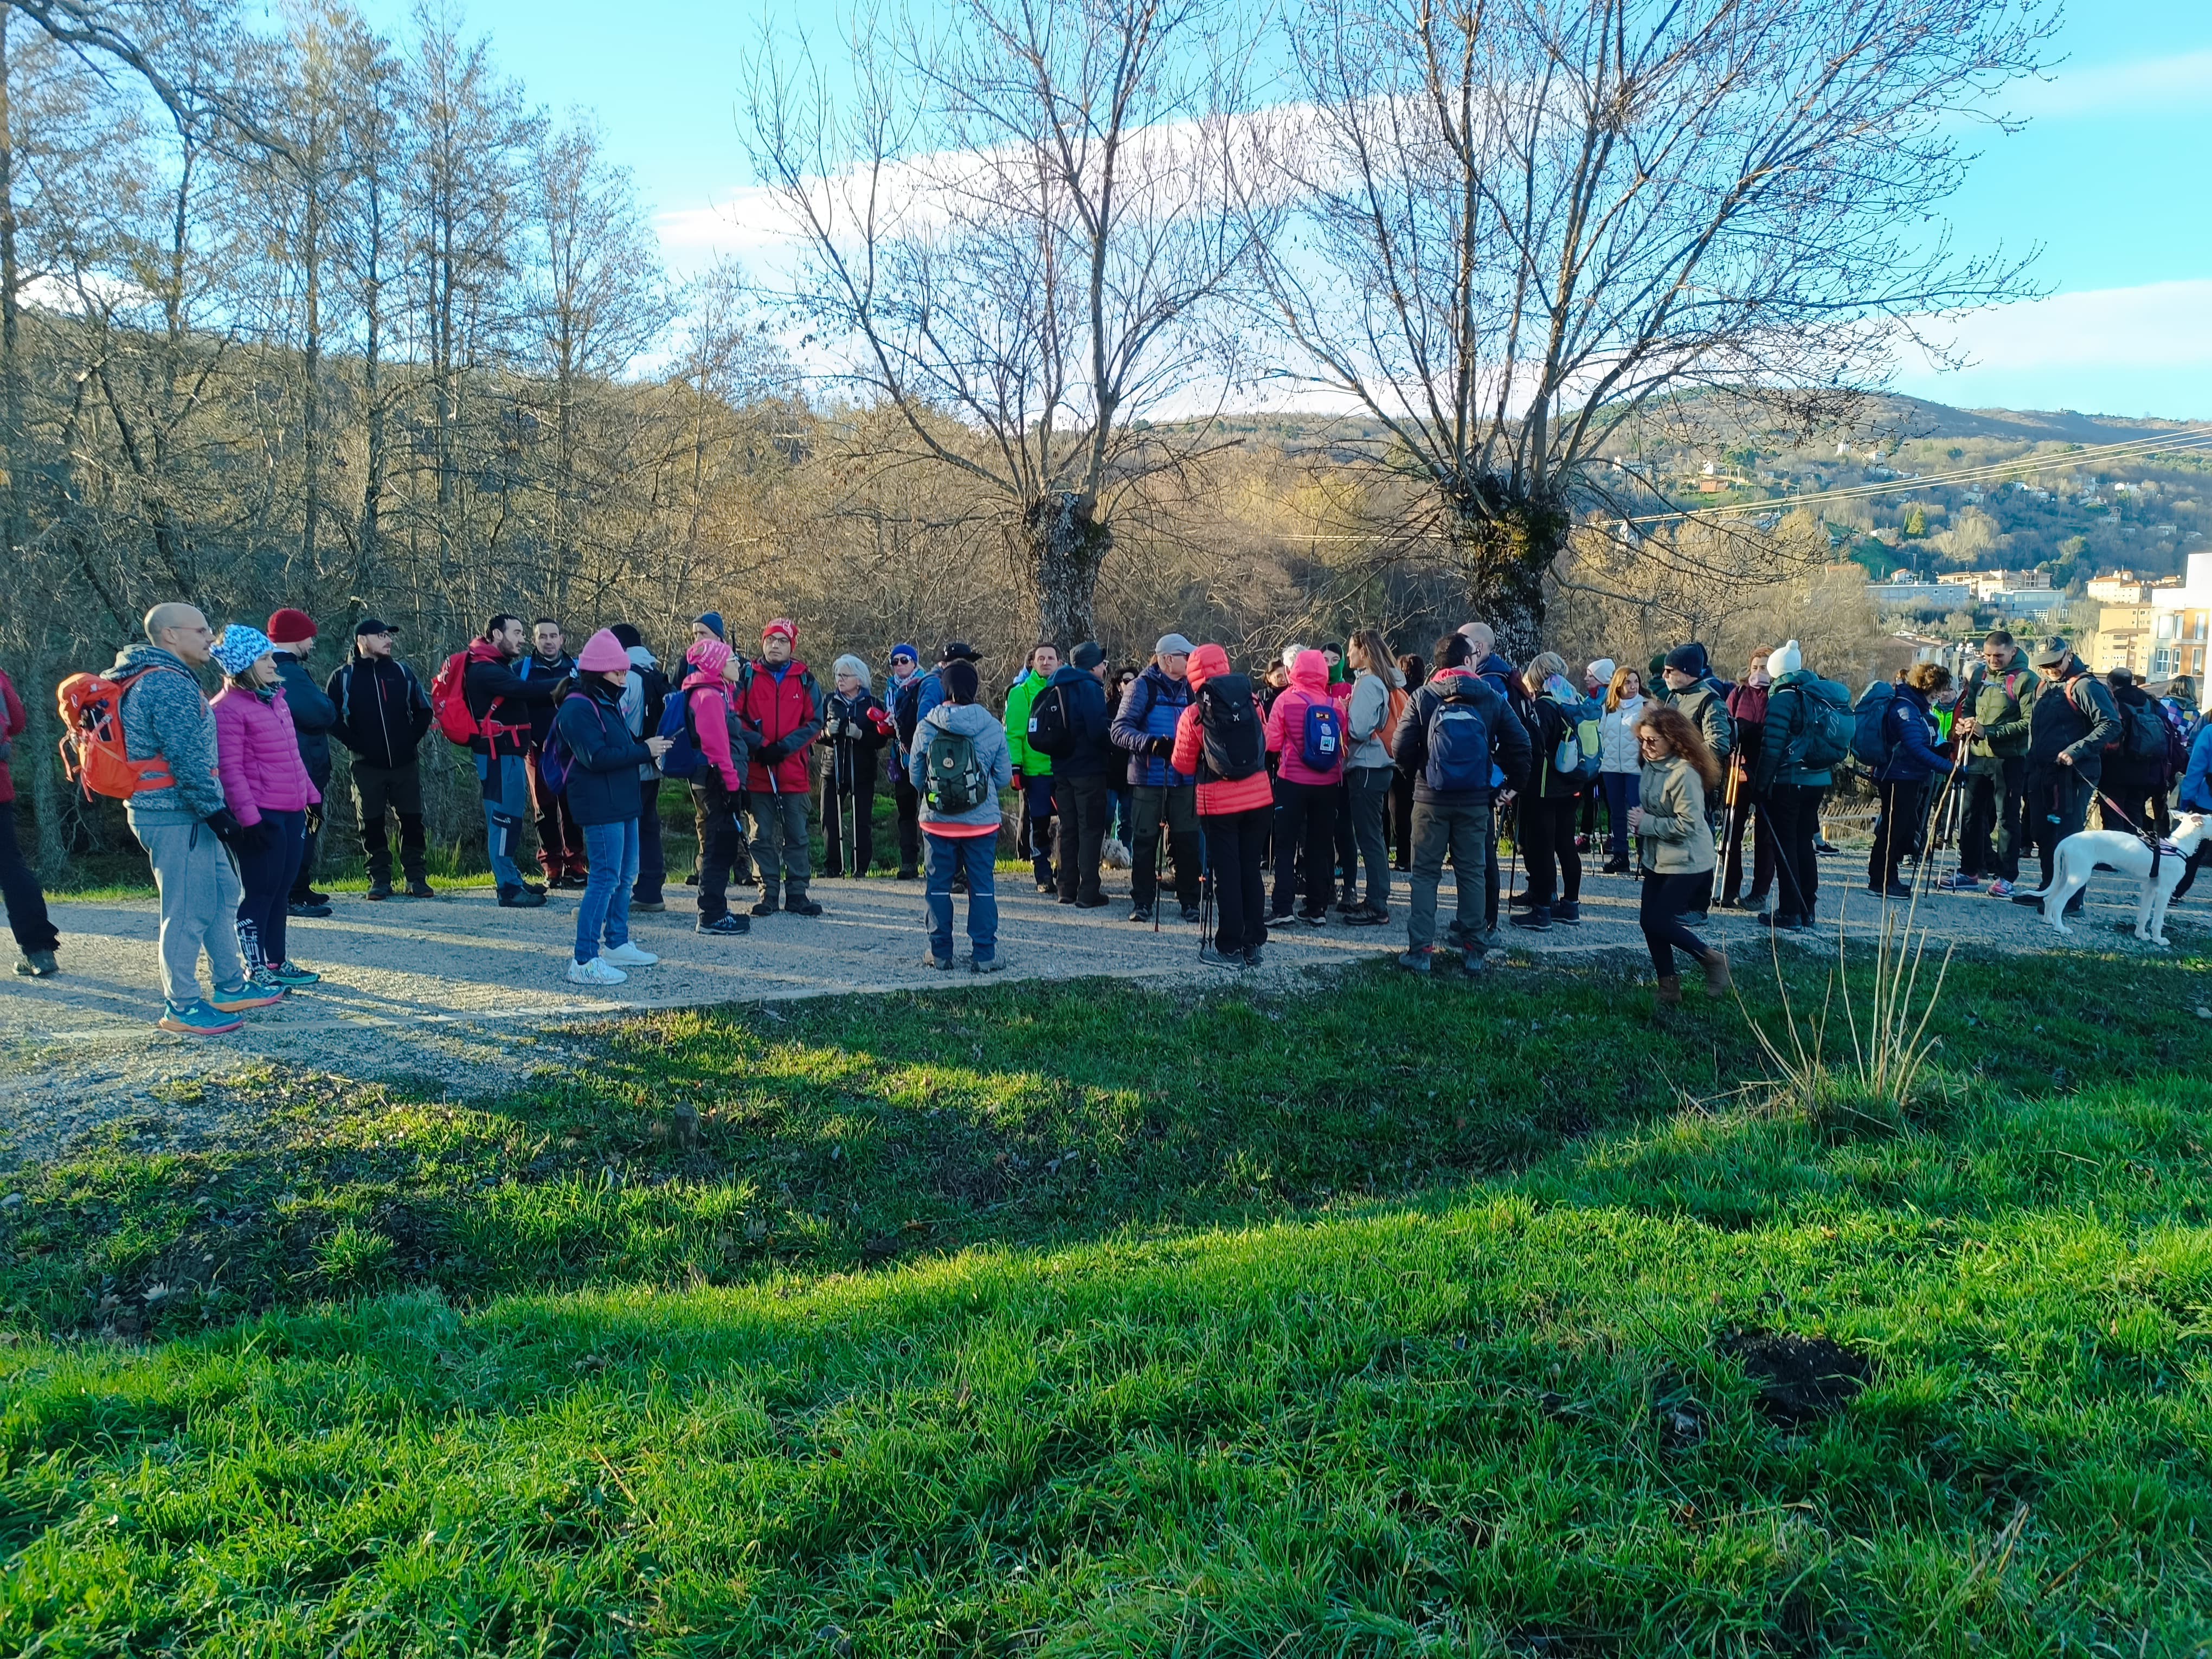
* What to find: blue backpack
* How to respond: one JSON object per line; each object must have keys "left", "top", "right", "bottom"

{"left": 657, "top": 687, "right": 702, "bottom": 777}
{"left": 1425, "top": 692, "right": 1492, "bottom": 792}
{"left": 539, "top": 700, "right": 606, "bottom": 796}
{"left": 1851, "top": 680, "right": 1897, "bottom": 769}
{"left": 1300, "top": 698, "right": 1345, "bottom": 772}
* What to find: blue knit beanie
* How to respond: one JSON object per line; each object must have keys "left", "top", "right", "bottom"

{"left": 211, "top": 625, "right": 273, "bottom": 677}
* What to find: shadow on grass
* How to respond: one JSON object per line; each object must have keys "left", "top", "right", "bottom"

{"left": 4, "top": 946, "right": 2208, "bottom": 1342}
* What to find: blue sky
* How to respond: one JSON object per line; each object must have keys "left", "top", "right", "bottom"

{"left": 343, "top": 0, "right": 2212, "bottom": 421}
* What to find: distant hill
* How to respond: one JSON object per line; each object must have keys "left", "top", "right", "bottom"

{"left": 1825, "top": 395, "right": 2200, "bottom": 447}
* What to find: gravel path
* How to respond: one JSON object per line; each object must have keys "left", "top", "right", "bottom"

{"left": 3, "top": 854, "right": 2201, "bottom": 1167}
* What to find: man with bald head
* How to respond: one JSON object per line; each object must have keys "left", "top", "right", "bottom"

{"left": 113, "top": 602, "right": 283, "bottom": 1034}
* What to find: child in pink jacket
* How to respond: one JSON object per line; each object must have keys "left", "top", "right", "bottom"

{"left": 210, "top": 625, "right": 323, "bottom": 989}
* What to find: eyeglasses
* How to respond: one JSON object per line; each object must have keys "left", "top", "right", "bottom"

{"left": 1637, "top": 734, "right": 1666, "bottom": 748}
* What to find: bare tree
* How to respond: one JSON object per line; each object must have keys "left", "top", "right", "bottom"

{"left": 1248, "top": 0, "right": 2052, "bottom": 656}
{"left": 743, "top": 0, "right": 1256, "bottom": 645}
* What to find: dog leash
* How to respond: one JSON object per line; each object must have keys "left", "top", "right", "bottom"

{"left": 2095, "top": 791, "right": 2171, "bottom": 882}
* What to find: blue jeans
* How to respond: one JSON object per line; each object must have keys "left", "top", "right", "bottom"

{"left": 1599, "top": 771, "right": 1641, "bottom": 860}
{"left": 576, "top": 819, "right": 640, "bottom": 963}
{"left": 924, "top": 832, "right": 998, "bottom": 963}
{"left": 475, "top": 751, "right": 531, "bottom": 889}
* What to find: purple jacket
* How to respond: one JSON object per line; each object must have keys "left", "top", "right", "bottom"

{"left": 212, "top": 684, "right": 322, "bottom": 825}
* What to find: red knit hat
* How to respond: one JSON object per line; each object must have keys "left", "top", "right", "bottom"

{"left": 762, "top": 617, "right": 796, "bottom": 644}
{"left": 267, "top": 607, "right": 318, "bottom": 646}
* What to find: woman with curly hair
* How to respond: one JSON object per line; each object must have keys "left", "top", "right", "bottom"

{"left": 1629, "top": 702, "right": 1729, "bottom": 1006}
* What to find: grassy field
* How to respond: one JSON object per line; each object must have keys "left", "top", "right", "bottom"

{"left": 2, "top": 949, "right": 2209, "bottom": 1654}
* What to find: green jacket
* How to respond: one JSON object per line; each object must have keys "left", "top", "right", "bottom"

{"left": 1004, "top": 670, "right": 1053, "bottom": 777}
{"left": 1751, "top": 670, "right": 1841, "bottom": 795}
{"left": 1960, "top": 657, "right": 2039, "bottom": 774}
{"left": 1662, "top": 678, "right": 1734, "bottom": 770}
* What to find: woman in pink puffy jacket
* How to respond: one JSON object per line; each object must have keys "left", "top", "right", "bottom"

{"left": 210, "top": 625, "right": 323, "bottom": 991}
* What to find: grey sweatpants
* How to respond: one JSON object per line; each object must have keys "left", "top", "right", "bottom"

{"left": 138, "top": 818, "right": 247, "bottom": 1006}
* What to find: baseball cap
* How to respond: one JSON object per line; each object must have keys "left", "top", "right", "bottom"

{"left": 1155, "top": 633, "right": 1195, "bottom": 657}
{"left": 940, "top": 641, "right": 984, "bottom": 663}
{"left": 354, "top": 616, "right": 395, "bottom": 637}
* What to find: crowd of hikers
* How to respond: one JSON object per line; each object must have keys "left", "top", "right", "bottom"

{"left": 10, "top": 603, "right": 2211, "bottom": 1036}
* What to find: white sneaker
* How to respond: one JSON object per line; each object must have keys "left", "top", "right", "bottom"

{"left": 601, "top": 942, "right": 659, "bottom": 967}
{"left": 567, "top": 956, "right": 628, "bottom": 986}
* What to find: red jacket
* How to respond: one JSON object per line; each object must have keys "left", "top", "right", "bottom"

{"left": 1265, "top": 649, "right": 1347, "bottom": 787}
{"left": 1172, "top": 644, "right": 1273, "bottom": 814}
{"left": 212, "top": 684, "right": 322, "bottom": 824}
{"left": 0, "top": 668, "right": 23, "bottom": 805}
{"left": 735, "top": 658, "right": 824, "bottom": 793}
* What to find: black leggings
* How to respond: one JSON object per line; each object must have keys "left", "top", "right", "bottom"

{"left": 1518, "top": 793, "right": 1582, "bottom": 906}
{"left": 1271, "top": 779, "right": 1340, "bottom": 916}
{"left": 1640, "top": 869, "right": 1711, "bottom": 976}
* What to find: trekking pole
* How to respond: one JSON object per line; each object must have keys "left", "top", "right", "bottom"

{"left": 1153, "top": 806, "right": 1165, "bottom": 934}
{"left": 1711, "top": 757, "right": 1742, "bottom": 910}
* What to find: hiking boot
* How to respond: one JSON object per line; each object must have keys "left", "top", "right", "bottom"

{"left": 567, "top": 956, "right": 627, "bottom": 986}
{"left": 1056, "top": 893, "right": 1078, "bottom": 905}
{"left": 1701, "top": 947, "right": 1732, "bottom": 998}
{"left": 1510, "top": 906, "right": 1553, "bottom": 932}
{"left": 750, "top": 897, "right": 781, "bottom": 917}
{"left": 602, "top": 942, "right": 659, "bottom": 967}
{"left": 1397, "top": 949, "right": 1432, "bottom": 974}
{"left": 365, "top": 881, "right": 393, "bottom": 902}
{"left": 1867, "top": 882, "right": 1914, "bottom": 900}
{"left": 1813, "top": 836, "right": 1840, "bottom": 854}
{"left": 1461, "top": 949, "right": 1487, "bottom": 976}
{"left": 924, "top": 950, "right": 953, "bottom": 970}
{"left": 897, "top": 867, "right": 920, "bottom": 881}
{"left": 1335, "top": 892, "right": 1360, "bottom": 914}
{"left": 287, "top": 900, "right": 333, "bottom": 919}
{"left": 1552, "top": 901, "right": 1581, "bottom": 926}
{"left": 1758, "top": 911, "right": 1806, "bottom": 932}
{"left": 633, "top": 900, "right": 666, "bottom": 912}
{"left": 1508, "top": 890, "right": 1536, "bottom": 910}
{"left": 265, "top": 961, "right": 321, "bottom": 988}
{"left": 403, "top": 876, "right": 436, "bottom": 898}
{"left": 208, "top": 981, "right": 285, "bottom": 1012}
{"left": 969, "top": 956, "right": 1005, "bottom": 974}
{"left": 1036, "top": 873, "right": 1057, "bottom": 894}
{"left": 157, "top": 998, "right": 244, "bottom": 1036}
{"left": 1129, "top": 904, "right": 1153, "bottom": 923}
{"left": 697, "top": 912, "right": 750, "bottom": 936}
{"left": 785, "top": 896, "right": 824, "bottom": 917}
{"left": 1180, "top": 903, "right": 1203, "bottom": 924}
{"left": 1243, "top": 944, "right": 1265, "bottom": 969}
{"left": 300, "top": 887, "right": 331, "bottom": 905}
{"left": 15, "top": 950, "right": 57, "bottom": 978}
{"left": 1600, "top": 857, "right": 1629, "bottom": 874}
{"left": 555, "top": 873, "right": 591, "bottom": 891}
{"left": 1342, "top": 906, "right": 1388, "bottom": 927}
{"left": 1075, "top": 894, "right": 1109, "bottom": 909}
{"left": 522, "top": 880, "right": 549, "bottom": 899}
{"left": 498, "top": 884, "right": 549, "bottom": 909}
{"left": 1199, "top": 943, "right": 1239, "bottom": 969}
{"left": 1655, "top": 974, "right": 1682, "bottom": 1007}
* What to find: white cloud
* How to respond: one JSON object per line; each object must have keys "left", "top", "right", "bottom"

{"left": 2008, "top": 48, "right": 2212, "bottom": 118}
{"left": 1913, "top": 280, "right": 2212, "bottom": 372}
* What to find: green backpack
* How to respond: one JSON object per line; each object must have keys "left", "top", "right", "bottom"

{"left": 924, "top": 724, "right": 988, "bottom": 813}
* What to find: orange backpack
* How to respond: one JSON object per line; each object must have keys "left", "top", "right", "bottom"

{"left": 56, "top": 667, "right": 181, "bottom": 799}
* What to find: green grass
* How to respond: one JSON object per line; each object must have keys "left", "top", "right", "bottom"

{"left": 2, "top": 953, "right": 2210, "bottom": 1654}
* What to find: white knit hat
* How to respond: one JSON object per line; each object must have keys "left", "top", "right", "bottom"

{"left": 1767, "top": 639, "right": 1803, "bottom": 677}
{"left": 1587, "top": 658, "right": 1616, "bottom": 684}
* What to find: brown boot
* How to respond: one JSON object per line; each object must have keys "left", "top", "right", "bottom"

{"left": 1655, "top": 974, "right": 1682, "bottom": 1007}
{"left": 1701, "top": 947, "right": 1732, "bottom": 998}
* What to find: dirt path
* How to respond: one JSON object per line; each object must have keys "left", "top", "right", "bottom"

{"left": 3, "top": 856, "right": 2201, "bottom": 1167}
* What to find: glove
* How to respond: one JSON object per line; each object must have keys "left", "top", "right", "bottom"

{"left": 1146, "top": 735, "right": 1175, "bottom": 757}
{"left": 755, "top": 740, "right": 789, "bottom": 767}
{"left": 234, "top": 820, "right": 274, "bottom": 854}
{"left": 204, "top": 808, "right": 244, "bottom": 843}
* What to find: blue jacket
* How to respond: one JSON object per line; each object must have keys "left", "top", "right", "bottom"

{"left": 1874, "top": 683, "right": 1953, "bottom": 784}
{"left": 272, "top": 651, "right": 338, "bottom": 785}
{"left": 1110, "top": 663, "right": 1195, "bottom": 787}
{"left": 2180, "top": 721, "right": 2212, "bottom": 814}
{"left": 551, "top": 680, "right": 653, "bottom": 826}
{"left": 1044, "top": 663, "right": 1118, "bottom": 778}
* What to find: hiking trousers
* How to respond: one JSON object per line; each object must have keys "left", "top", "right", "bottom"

{"left": 1406, "top": 800, "right": 1487, "bottom": 953}
{"left": 1868, "top": 779, "right": 1930, "bottom": 892}
{"left": 475, "top": 752, "right": 531, "bottom": 891}
{"left": 1055, "top": 773, "right": 1110, "bottom": 904}
{"left": 2025, "top": 765, "right": 2092, "bottom": 897}
{"left": 138, "top": 816, "right": 247, "bottom": 1005}
{"left": 1959, "top": 758, "right": 2024, "bottom": 881}
{"left": 634, "top": 779, "right": 666, "bottom": 904}
{"left": 1201, "top": 806, "right": 1271, "bottom": 953}
{"left": 0, "top": 801, "right": 59, "bottom": 955}
{"left": 1271, "top": 777, "right": 1340, "bottom": 918}
{"left": 1130, "top": 785, "right": 1199, "bottom": 910}
{"left": 353, "top": 758, "right": 427, "bottom": 886}
{"left": 234, "top": 808, "right": 306, "bottom": 971}
{"left": 748, "top": 789, "right": 812, "bottom": 902}
{"left": 1346, "top": 765, "right": 1393, "bottom": 912}
{"left": 1764, "top": 783, "right": 1824, "bottom": 923}
{"left": 1518, "top": 793, "right": 1582, "bottom": 907}
{"left": 287, "top": 794, "right": 327, "bottom": 903}
{"left": 693, "top": 780, "right": 749, "bottom": 922}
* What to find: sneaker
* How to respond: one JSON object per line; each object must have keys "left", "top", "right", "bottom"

{"left": 1867, "top": 882, "right": 1914, "bottom": 901}
{"left": 1813, "top": 837, "right": 1840, "bottom": 854}
{"left": 601, "top": 942, "right": 659, "bottom": 967}
{"left": 567, "top": 956, "right": 627, "bottom": 986}
{"left": 1036, "top": 877, "right": 1057, "bottom": 895}
{"left": 1199, "top": 943, "right": 1239, "bottom": 969}
{"left": 1334, "top": 895, "right": 1361, "bottom": 914}
{"left": 1508, "top": 890, "right": 1536, "bottom": 910}
{"left": 1758, "top": 912, "right": 1807, "bottom": 932}
{"left": 1397, "top": 949, "right": 1432, "bottom": 974}
{"left": 697, "top": 912, "right": 750, "bottom": 936}
{"left": 1074, "top": 894, "right": 1109, "bottom": 909}
{"left": 300, "top": 887, "right": 331, "bottom": 905}
{"left": 157, "top": 998, "right": 244, "bottom": 1036}
{"left": 208, "top": 982, "right": 285, "bottom": 1012}
{"left": 1552, "top": 901, "right": 1581, "bottom": 925}
{"left": 1986, "top": 878, "right": 2015, "bottom": 898}
{"left": 1295, "top": 909, "right": 1328, "bottom": 927}
{"left": 633, "top": 900, "right": 666, "bottom": 913}
{"left": 286, "top": 901, "right": 333, "bottom": 919}
{"left": 1180, "top": 904, "right": 1203, "bottom": 924}
{"left": 1937, "top": 871, "right": 1979, "bottom": 892}
{"left": 750, "top": 898, "right": 781, "bottom": 917}
{"left": 555, "top": 873, "right": 591, "bottom": 891}
{"left": 785, "top": 897, "right": 824, "bottom": 917}
{"left": 521, "top": 881, "right": 549, "bottom": 899}
{"left": 1600, "top": 858, "right": 1630, "bottom": 874}
{"left": 1682, "top": 910, "right": 1709, "bottom": 926}
{"left": 265, "top": 961, "right": 321, "bottom": 988}
{"left": 248, "top": 967, "right": 290, "bottom": 995}
{"left": 897, "top": 868, "right": 920, "bottom": 881}
{"left": 14, "top": 950, "right": 57, "bottom": 978}
{"left": 1129, "top": 904, "right": 1154, "bottom": 923}
{"left": 1342, "top": 906, "right": 1388, "bottom": 927}
{"left": 1462, "top": 949, "right": 1487, "bottom": 976}
{"left": 498, "top": 884, "right": 549, "bottom": 909}
{"left": 2009, "top": 890, "right": 2044, "bottom": 907}
{"left": 365, "top": 882, "right": 392, "bottom": 902}
{"left": 403, "top": 878, "right": 437, "bottom": 898}
{"left": 1509, "top": 907, "right": 1552, "bottom": 933}
{"left": 969, "top": 956, "right": 1005, "bottom": 974}
{"left": 1242, "top": 944, "right": 1265, "bottom": 969}
{"left": 924, "top": 951, "right": 953, "bottom": 970}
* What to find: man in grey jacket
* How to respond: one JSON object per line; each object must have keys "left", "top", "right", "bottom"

{"left": 118, "top": 603, "right": 284, "bottom": 1034}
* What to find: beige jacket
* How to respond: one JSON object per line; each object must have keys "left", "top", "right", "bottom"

{"left": 1637, "top": 756, "right": 1717, "bottom": 874}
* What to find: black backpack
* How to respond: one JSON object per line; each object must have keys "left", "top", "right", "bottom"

{"left": 1026, "top": 680, "right": 1077, "bottom": 759}
{"left": 892, "top": 672, "right": 928, "bottom": 748}
{"left": 1197, "top": 673, "right": 1265, "bottom": 781}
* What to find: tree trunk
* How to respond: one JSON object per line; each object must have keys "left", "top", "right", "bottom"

{"left": 1018, "top": 492, "right": 1112, "bottom": 649}
{"left": 1445, "top": 487, "right": 1571, "bottom": 664}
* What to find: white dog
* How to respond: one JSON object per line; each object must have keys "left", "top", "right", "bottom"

{"left": 2016, "top": 812, "right": 2207, "bottom": 947}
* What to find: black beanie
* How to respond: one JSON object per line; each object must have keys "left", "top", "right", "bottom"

{"left": 946, "top": 659, "right": 980, "bottom": 704}
{"left": 609, "top": 622, "right": 642, "bottom": 649}
{"left": 1071, "top": 641, "right": 1105, "bottom": 670}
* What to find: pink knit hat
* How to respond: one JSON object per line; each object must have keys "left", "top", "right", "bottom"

{"left": 686, "top": 637, "right": 732, "bottom": 679}
{"left": 577, "top": 628, "right": 629, "bottom": 674}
